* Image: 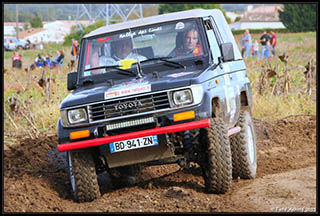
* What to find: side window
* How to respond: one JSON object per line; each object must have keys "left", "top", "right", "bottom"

{"left": 204, "top": 19, "right": 221, "bottom": 64}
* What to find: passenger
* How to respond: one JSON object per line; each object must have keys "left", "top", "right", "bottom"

{"left": 169, "top": 28, "right": 202, "bottom": 57}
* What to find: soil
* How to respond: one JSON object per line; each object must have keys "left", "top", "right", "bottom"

{"left": 3, "top": 115, "right": 317, "bottom": 213}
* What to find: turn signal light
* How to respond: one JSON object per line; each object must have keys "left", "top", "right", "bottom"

{"left": 70, "top": 130, "right": 90, "bottom": 140}
{"left": 173, "top": 110, "right": 195, "bottom": 122}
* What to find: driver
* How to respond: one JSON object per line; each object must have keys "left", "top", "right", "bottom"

{"left": 169, "top": 28, "right": 202, "bottom": 57}
{"left": 111, "top": 38, "right": 146, "bottom": 62}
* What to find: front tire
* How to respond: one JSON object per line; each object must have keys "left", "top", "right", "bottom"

{"left": 67, "top": 150, "right": 101, "bottom": 202}
{"left": 230, "top": 110, "right": 257, "bottom": 179}
{"left": 199, "top": 118, "right": 232, "bottom": 193}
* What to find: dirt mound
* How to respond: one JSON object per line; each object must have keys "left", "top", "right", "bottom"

{"left": 3, "top": 115, "right": 316, "bottom": 212}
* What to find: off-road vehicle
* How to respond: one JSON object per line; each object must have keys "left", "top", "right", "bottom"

{"left": 57, "top": 9, "right": 257, "bottom": 202}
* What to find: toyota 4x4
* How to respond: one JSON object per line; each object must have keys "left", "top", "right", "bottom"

{"left": 57, "top": 9, "right": 257, "bottom": 202}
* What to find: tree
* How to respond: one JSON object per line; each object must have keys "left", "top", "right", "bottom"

{"left": 48, "top": 6, "right": 56, "bottom": 21}
{"left": 4, "top": 7, "right": 15, "bottom": 22}
{"left": 279, "top": 4, "right": 316, "bottom": 32}
{"left": 158, "top": 4, "right": 231, "bottom": 24}
{"left": 235, "top": 17, "right": 241, "bottom": 22}
{"left": 30, "top": 17, "right": 43, "bottom": 28}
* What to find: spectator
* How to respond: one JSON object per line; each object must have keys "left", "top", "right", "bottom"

{"left": 243, "top": 29, "right": 252, "bottom": 59}
{"left": 260, "top": 30, "right": 270, "bottom": 60}
{"left": 270, "top": 30, "right": 277, "bottom": 57}
{"left": 252, "top": 39, "right": 259, "bottom": 60}
{"left": 30, "top": 54, "right": 45, "bottom": 70}
{"left": 34, "top": 53, "right": 45, "bottom": 67}
{"left": 70, "top": 39, "right": 80, "bottom": 71}
{"left": 52, "top": 50, "right": 65, "bottom": 67}
{"left": 264, "top": 41, "right": 271, "bottom": 60}
{"left": 12, "top": 51, "right": 22, "bottom": 69}
{"left": 44, "top": 54, "right": 52, "bottom": 68}
{"left": 240, "top": 31, "right": 246, "bottom": 58}
{"left": 169, "top": 28, "right": 202, "bottom": 57}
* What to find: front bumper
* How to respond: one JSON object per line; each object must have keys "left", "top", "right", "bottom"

{"left": 57, "top": 119, "right": 211, "bottom": 152}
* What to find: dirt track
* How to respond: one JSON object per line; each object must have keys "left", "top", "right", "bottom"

{"left": 3, "top": 115, "right": 317, "bottom": 213}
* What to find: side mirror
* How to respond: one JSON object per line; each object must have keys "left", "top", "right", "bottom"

{"left": 67, "top": 72, "right": 77, "bottom": 91}
{"left": 220, "top": 42, "right": 235, "bottom": 62}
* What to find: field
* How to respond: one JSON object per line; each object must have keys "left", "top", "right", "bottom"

{"left": 3, "top": 32, "right": 317, "bottom": 212}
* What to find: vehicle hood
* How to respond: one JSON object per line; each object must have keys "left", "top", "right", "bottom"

{"left": 60, "top": 69, "right": 203, "bottom": 109}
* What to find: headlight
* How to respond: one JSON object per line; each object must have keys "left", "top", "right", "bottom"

{"left": 173, "top": 89, "right": 193, "bottom": 106}
{"left": 67, "top": 108, "right": 88, "bottom": 124}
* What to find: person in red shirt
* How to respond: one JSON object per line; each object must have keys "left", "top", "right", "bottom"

{"left": 12, "top": 51, "right": 22, "bottom": 69}
{"left": 270, "top": 30, "right": 277, "bottom": 57}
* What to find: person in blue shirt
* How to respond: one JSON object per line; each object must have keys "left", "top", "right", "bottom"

{"left": 44, "top": 54, "right": 52, "bottom": 68}
{"left": 243, "top": 29, "right": 252, "bottom": 59}
{"left": 30, "top": 53, "right": 45, "bottom": 70}
{"left": 264, "top": 41, "right": 271, "bottom": 60}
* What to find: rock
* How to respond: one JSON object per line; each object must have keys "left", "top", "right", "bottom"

{"left": 165, "top": 186, "right": 188, "bottom": 198}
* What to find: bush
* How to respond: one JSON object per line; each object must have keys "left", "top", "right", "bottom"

{"left": 29, "top": 17, "right": 43, "bottom": 28}
{"left": 63, "top": 20, "right": 106, "bottom": 46}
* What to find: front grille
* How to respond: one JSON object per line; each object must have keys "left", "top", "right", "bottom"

{"left": 88, "top": 92, "right": 170, "bottom": 122}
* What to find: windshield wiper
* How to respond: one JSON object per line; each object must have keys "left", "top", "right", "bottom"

{"left": 137, "top": 57, "right": 186, "bottom": 69}
{"left": 84, "top": 65, "right": 136, "bottom": 77}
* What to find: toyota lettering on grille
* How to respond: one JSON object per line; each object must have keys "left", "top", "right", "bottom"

{"left": 114, "top": 101, "right": 142, "bottom": 111}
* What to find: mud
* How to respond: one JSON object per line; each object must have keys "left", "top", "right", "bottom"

{"left": 3, "top": 115, "right": 317, "bottom": 212}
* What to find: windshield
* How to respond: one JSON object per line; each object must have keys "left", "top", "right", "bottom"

{"left": 80, "top": 19, "right": 206, "bottom": 79}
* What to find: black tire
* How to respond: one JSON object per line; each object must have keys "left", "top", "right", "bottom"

{"left": 67, "top": 150, "right": 101, "bottom": 202}
{"left": 199, "top": 117, "right": 232, "bottom": 193}
{"left": 230, "top": 110, "right": 257, "bottom": 179}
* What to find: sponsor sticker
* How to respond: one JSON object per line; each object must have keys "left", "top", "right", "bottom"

{"left": 104, "top": 84, "right": 151, "bottom": 99}
{"left": 175, "top": 22, "right": 185, "bottom": 30}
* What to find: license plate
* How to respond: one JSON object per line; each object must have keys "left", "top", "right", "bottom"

{"left": 109, "top": 135, "right": 158, "bottom": 153}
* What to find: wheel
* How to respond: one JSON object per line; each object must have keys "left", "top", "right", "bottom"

{"left": 230, "top": 110, "right": 257, "bottom": 179}
{"left": 199, "top": 117, "right": 232, "bottom": 193}
{"left": 67, "top": 150, "right": 101, "bottom": 202}
{"left": 16, "top": 46, "right": 23, "bottom": 51}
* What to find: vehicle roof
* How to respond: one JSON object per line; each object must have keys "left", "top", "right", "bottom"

{"left": 84, "top": 9, "right": 224, "bottom": 38}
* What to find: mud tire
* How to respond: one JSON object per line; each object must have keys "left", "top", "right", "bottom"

{"left": 230, "top": 110, "right": 257, "bottom": 179}
{"left": 67, "top": 150, "right": 101, "bottom": 202}
{"left": 199, "top": 118, "right": 232, "bottom": 193}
